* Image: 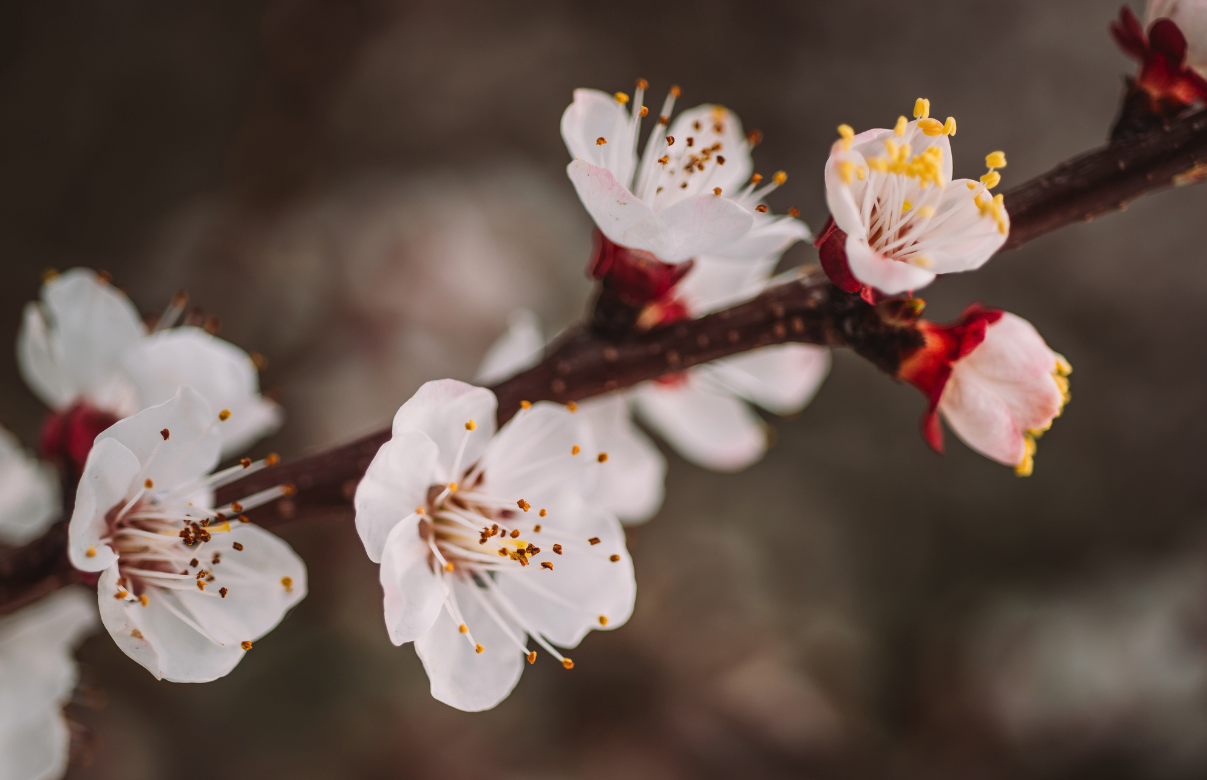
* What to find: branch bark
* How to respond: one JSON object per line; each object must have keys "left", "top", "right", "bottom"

{"left": 4, "top": 106, "right": 1207, "bottom": 615}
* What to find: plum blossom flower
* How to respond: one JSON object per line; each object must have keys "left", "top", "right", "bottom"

{"left": 0, "top": 588, "right": 97, "bottom": 780}
{"left": 19, "top": 268, "right": 281, "bottom": 464}
{"left": 562, "top": 80, "right": 807, "bottom": 265}
{"left": 67, "top": 386, "right": 306, "bottom": 683}
{"left": 898, "top": 304, "right": 1071, "bottom": 476}
{"left": 1147, "top": 0, "right": 1207, "bottom": 75}
{"left": 476, "top": 310, "right": 666, "bottom": 524}
{"left": 354, "top": 380, "right": 635, "bottom": 711}
{"left": 0, "top": 426, "right": 59, "bottom": 546}
{"left": 819, "top": 99, "right": 1009, "bottom": 296}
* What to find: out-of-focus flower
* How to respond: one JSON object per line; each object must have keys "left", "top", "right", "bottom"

{"left": 898, "top": 304, "right": 1071, "bottom": 475}
{"left": 18, "top": 269, "right": 281, "bottom": 465}
{"left": 1115, "top": 5, "right": 1207, "bottom": 104}
{"left": 561, "top": 81, "right": 807, "bottom": 267}
{"left": 67, "top": 387, "right": 305, "bottom": 683}
{"left": 476, "top": 310, "right": 666, "bottom": 524}
{"left": 0, "top": 588, "right": 97, "bottom": 780}
{"left": 0, "top": 426, "right": 59, "bottom": 546}
{"left": 819, "top": 100, "right": 1009, "bottom": 296}
{"left": 1148, "top": 0, "right": 1207, "bottom": 73}
{"left": 354, "top": 380, "right": 635, "bottom": 711}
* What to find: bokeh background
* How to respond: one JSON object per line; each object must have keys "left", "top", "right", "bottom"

{"left": 2, "top": 0, "right": 1206, "bottom": 777}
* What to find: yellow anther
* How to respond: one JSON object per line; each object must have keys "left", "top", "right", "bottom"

{"left": 917, "top": 118, "right": 944, "bottom": 136}
{"left": 218, "top": 409, "right": 231, "bottom": 421}
{"left": 562, "top": 658, "right": 575, "bottom": 669}
{"left": 444, "top": 562, "right": 454, "bottom": 572}
{"left": 566, "top": 401, "right": 578, "bottom": 412}
{"left": 597, "top": 452, "right": 609, "bottom": 463}
{"left": 86, "top": 546, "right": 96, "bottom": 558}
{"left": 459, "top": 623, "right": 468, "bottom": 634}
{"left": 857, "top": 166, "right": 866, "bottom": 181}
{"left": 139, "top": 594, "right": 148, "bottom": 607}
{"left": 1015, "top": 434, "right": 1037, "bottom": 477}
{"left": 885, "top": 138, "right": 898, "bottom": 159}
{"left": 1055, "top": 354, "right": 1073, "bottom": 376}
{"left": 985, "top": 151, "right": 1007, "bottom": 169}
{"left": 894, "top": 115, "right": 908, "bottom": 136}
{"left": 911, "top": 255, "right": 934, "bottom": 268}
{"left": 599, "top": 616, "right": 609, "bottom": 626}
{"left": 596, "top": 137, "right": 607, "bottom": 146}
{"left": 967, "top": 181, "right": 976, "bottom": 190}
{"left": 902, "top": 200, "right": 912, "bottom": 212}
{"left": 517, "top": 499, "right": 531, "bottom": 512}
{"left": 980, "top": 170, "right": 1001, "bottom": 189}
{"left": 837, "top": 123, "right": 854, "bottom": 151}
{"left": 241, "top": 641, "right": 253, "bottom": 651}
{"left": 943, "top": 116, "right": 957, "bottom": 136}
{"left": 281, "top": 576, "right": 293, "bottom": 593}
{"left": 773, "top": 171, "right": 787, "bottom": 185}
{"left": 868, "top": 157, "right": 889, "bottom": 173}
{"left": 475, "top": 643, "right": 485, "bottom": 654}
{"left": 976, "top": 192, "right": 1009, "bottom": 234}
{"left": 838, "top": 160, "right": 855, "bottom": 184}
{"left": 917, "top": 205, "right": 936, "bottom": 218}
{"left": 913, "top": 97, "right": 930, "bottom": 119}
{"left": 448, "top": 482, "right": 457, "bottom": 492}
{"left": 527, "top": 651, "right": 537, "bottom": 664}
{"left": 520, "top": 400, "right": 531, "bottom": 409}
{"left": 465, "top": 419, "right": 476, "bottom": 431}
{"left": 614, "top": 92, "right": 629, "bottom": 105}
{"left": 144, "top": 478, "right": 154, "bottom": 489}
{"left": 571, "top": 445, "right": 581, "bottom": 456}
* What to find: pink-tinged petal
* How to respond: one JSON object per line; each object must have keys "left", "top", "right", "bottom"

{"left": 354, "top": 430, "right": 440, "bottom": 563}
{"left": 122, "top": 327, "right": 282, "bottom": 459}
{"left": 414, "top": 578, "right": 525, "bottom": 712}
{"left": 938, "top": 313, "right": 1067, "bottom": 468}
{"left": 67, "top": 437, "right": 138, "bottom": 572}
{"left": 0, "top": 428, "right": 60, "bottom": 546}
{"left": 581, "top": 394, "right": 666, "bottom": 524}
{"left": 391, "top": 380, "right": 497, "bottom": 481}
{"left": 95, "top": 386, "right": 221, "bottom": 494}
{"left": 497, "top": 504, "right": 634, "bottom": 647}
{"left": 474, "top": 309, "right": 545, "bottom": 386}
{"left": 560, "top": 88, "right": 637, "bottom": 185}
{"left": 706, "top": 213, "right": 812, "bottom": 261}
{"left": 911, "top": 182, "right": 1009, "bottom": 274}
{"left": 633, "top": 191, "right": 755, "bottom": 263}
{"left": 567, "top": 159, "right": 659, "bottom": 249}
{"left": 707, "top": 344, "right": 831, "bottom": 416}
{"left": 380, "top": 514, "right": 447, "bottom": 645}
{"left": 19, "top": 268, "right": 145, "bottom": 414}
{"left": 844, "top": 234, "right": 936, "bottom": 295}
{"left": 633, "top": 378, "right": 767, "bottom": 472}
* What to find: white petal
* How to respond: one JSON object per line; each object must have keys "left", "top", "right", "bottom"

{"left": 626, "top": 191, "right": 755, "bottom": 264}
{"left": 656, "top": 104, "right": 753, "bottom": 204}
{"left": 706, "top": 213, "right": 811, "bottom": 261}
{"left": 15, "top": 303, "right": 74, "bottom": 411}
{"left": 0, "top": 588, "right": 96, "bottom": 780}
{"left": 122, "top": 327, "right": 283, "bottom": 458}
{"left": 18, "top": 268, "right": 145, "bottom": 414}
{"left": 380, "top": 515, "right": 447, "bottom": 645}
{"left": 706, "top": 344, "right": 831, "bottom": 416}
{"left": 0, "top": 428, "right": 60, "bottom": 546}
{"left": 95, "top": 386, "right": 221, "bottom": 494}
{"left": 560, "top": 88, "right": 638, "bottom": 186}
{"left": 497, "top": 505, "right": 635, "bottom": 647}
{"left": 675, "top": 254, "right": 780, "bottom": 315}
{"left": 67, "top": 437, "right": 139, "bottom": 572}
{"left": 474, "top": 309, "right": 545, "bottom": 386}
{"left": 844, "top": 234, "right": 937, "bottom": 295}
{"left": 480, "top": 402, "right": 597, "bottom": 510}
{"left": 414, "top": 578, "right": 525, "bottom": 712}
{"left": 580, "top": 395, "right": 665, "bottom": 524}
{"left": 391, "top": 380, "right": 497, "bottom": 481}
{"left": 354, "top": 430, "right": 440, "bottom": 563}
{"left": 906, "top": 181, "right": 1008, "bottom": 275}
{"left": 632, "top": 378, "right": 767, "bottom": 472}
{"left": 566, "top": 159, "right": 658, "bottom": 249}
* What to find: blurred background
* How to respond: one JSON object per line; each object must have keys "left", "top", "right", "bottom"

{"left": 1, "top": 0, "right": 1206, "bottom": 777}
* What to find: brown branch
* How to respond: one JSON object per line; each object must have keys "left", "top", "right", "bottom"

{"left": 4, "top": 106, "right": 1207, "bottom": 615}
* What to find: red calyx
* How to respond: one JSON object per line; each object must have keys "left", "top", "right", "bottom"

{"left": 588, "top": 230, "right": 694, "bottom": 305}
{"left": 41, "top": 402, "right": 120, "bottom": 474}
{"left": 896, "top": 303, "right": 1004, "bottom": 454}
{"left": 813, "top": 217, "right": 862, "bottom": 294}
{"left": 1111, "top": 7, "right": 1207, "bottom": 137}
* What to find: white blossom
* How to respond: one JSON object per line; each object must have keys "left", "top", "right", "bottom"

{"left": 823, "top": 100, "right": 1009, "bottom": 295}
{"left": 67, "top": 387, "right": 306, "bottom": 683}
{"left": 0, "top": 588, "right": 97, "bottom": 780}
{"left": 19, "top": 269, "right": 281, "bottom": 459}
{"left": 355, "top": 379, "right": 635, "bottom": 711}
{"left": 0, "top": 427, "right": 59, "bottom": 546}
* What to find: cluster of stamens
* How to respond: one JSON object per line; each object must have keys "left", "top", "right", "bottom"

{"left": 1017, "top": 355, "right": 1073, "bottom": 477}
